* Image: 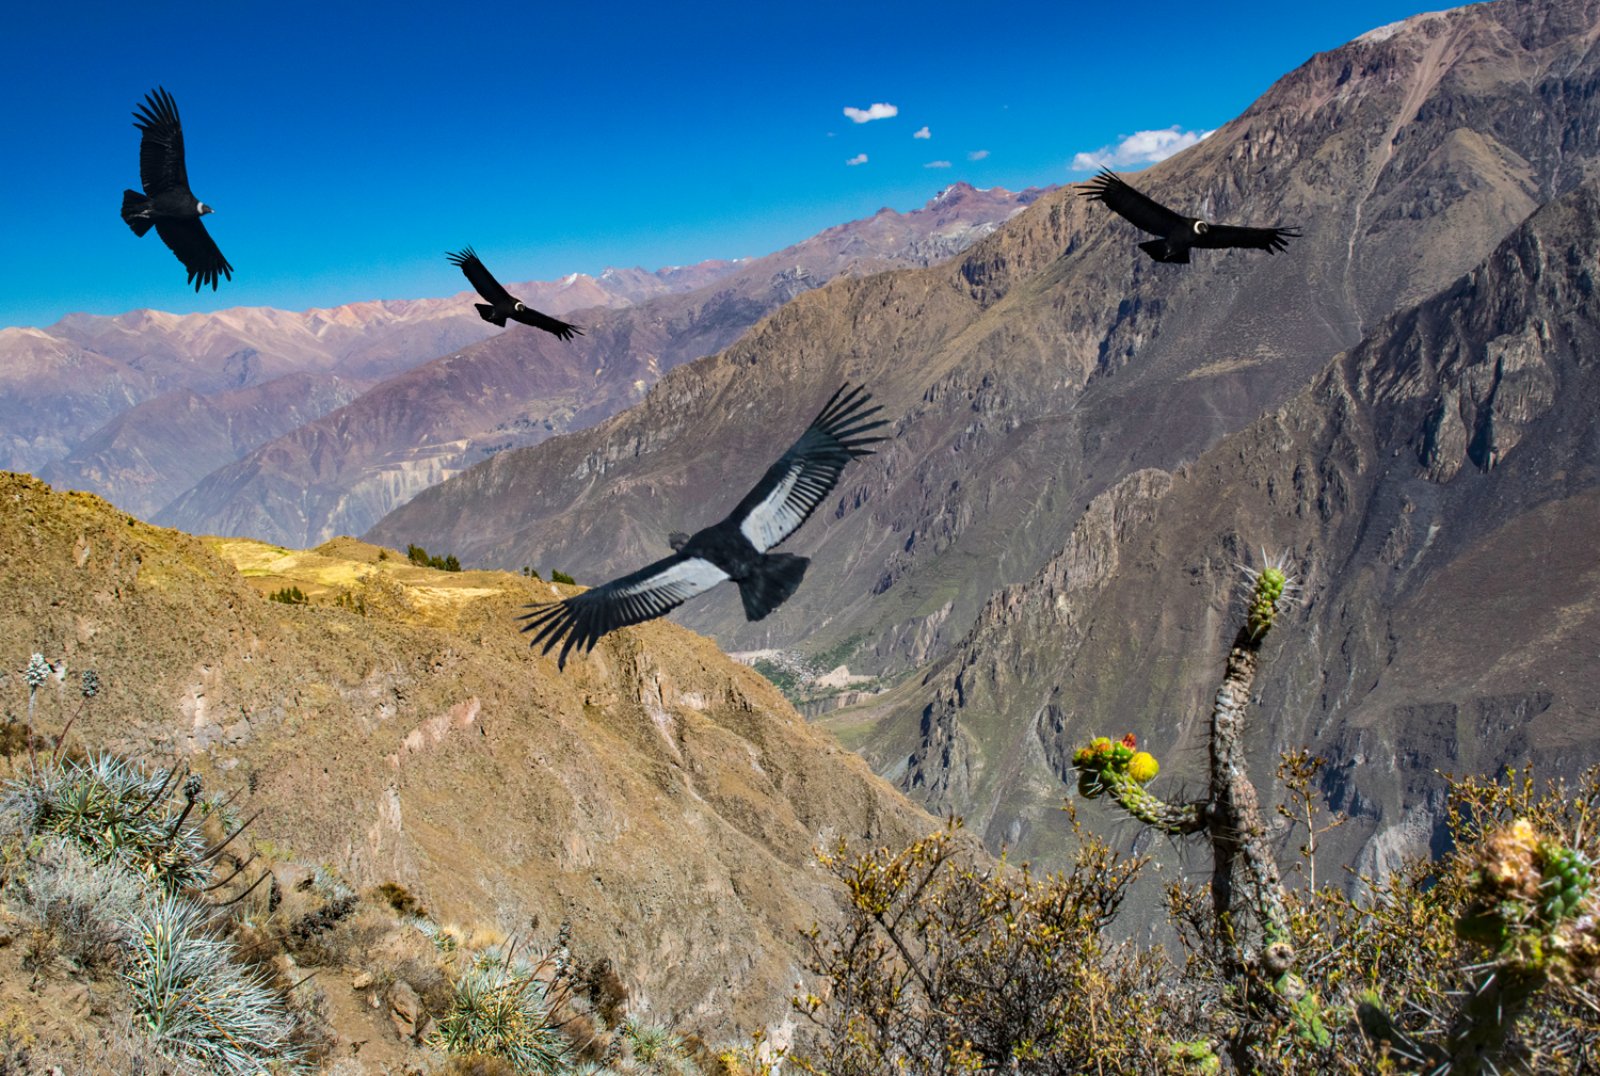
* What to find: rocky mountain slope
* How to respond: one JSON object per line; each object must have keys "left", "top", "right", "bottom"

{"left": 5, "top": 263, "right": 741, "bottom": 516}
{"left": 155, "top": 183, "right": 1043, "bottom": 549}
{"left": 839, "top": 175, "right": 1600, "bottom": 865}
{"left": 0, "top": 471, "right": 932, "bottom": 1034}
{"left": 368, "top": 0, "right": 1600, "bottom": 867}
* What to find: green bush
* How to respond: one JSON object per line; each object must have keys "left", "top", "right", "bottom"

{"left": 550, "top": 570, "right": 576, "bottom": 586}
{"left": 269, "top": 585, "right": 308, "bottom": 605}
{"left": 750, "top": 660, "right": 799, "bottom": 695}
{"left": 407, "top": 543, "right": 463, "bottom": 572}
{"left": 1, "top": 754, "right": 211, "bottom": 892}
{"left": 430, "top": 949, "right": 572, "bottom": 1074}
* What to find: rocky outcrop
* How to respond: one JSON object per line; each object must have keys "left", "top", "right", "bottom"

{"left": 864, "top": 176, "right": 1600, "bottom": 871}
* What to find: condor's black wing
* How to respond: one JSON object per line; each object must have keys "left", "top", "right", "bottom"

{"left": 447, "top": 247, "right": 515, "bottom": 305}
{"left": 154, "top": 218, "right": 233, "bottom": 291}
{"left": 518, "top": 554, "right": 729, "bottom": 669}
{"left": 1192, "top": 222, "right": 1301, "bottom": 254}
{"left": 133, "top": 87, "right": 190, "bottom": 197}
{"left": 1077, "top": 169, "right": 1186, "bottom": 237}
{"left": 730, "top": 383, "right": 887, "bottom": 554}
{"left": 512, "top": 304, "right": 584, "bottom": 341}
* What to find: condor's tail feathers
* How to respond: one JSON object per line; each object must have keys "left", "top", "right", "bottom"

{"left": 1138, "top": 239, "right": 1188, "bottom": 263}
{"left": 738, "top": 553, "right": 809, "bottom": 622}
{"left": 121, "top": 190, "right": 154, "bottom": 236}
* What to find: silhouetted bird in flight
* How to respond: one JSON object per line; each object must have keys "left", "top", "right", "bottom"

{"left": 446, "top": 247, "right": 583, "bottom": 340}
{"left": 1078, "top": 169, "right": 1300, "bottom": 263}
{"left": 120, "top": 88, "right": 233, "bottom": 291}
{"left": 519, "top": 383, "right": 888, "bottom": 668}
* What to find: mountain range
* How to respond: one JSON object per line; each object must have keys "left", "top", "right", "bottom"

{"left": 0, "top": 185, "right": 1040, "bottom": 543}
{"left": 369, "top": 0, "right": 1600, "bottom": 868}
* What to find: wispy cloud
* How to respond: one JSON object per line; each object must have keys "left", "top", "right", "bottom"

{"left": 968, "top": 149, "right": 990, "bottom": 161}
{"left": 843, "top": 102, "right": 898, "bottom": 124}
{"left": 846, "top": 153, "right": 869, "bottom": 166}
{"left": 913, "top": 126, "right": 931, "bottom": 139}
{"left": 1070, "top": 126, "right": 1214, "bottom": 170}
{"left": 924, "top": 160, "right": 952, "bottom": 168}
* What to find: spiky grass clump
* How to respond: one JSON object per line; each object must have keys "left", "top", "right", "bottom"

{"left": 1, "top": 754, "right": 210, "bottom": 891}
{"left": 15, "top": 836, "right": 150, "bottom": 971}
{"left": 124, "top": 894, "right": 306, "bottom": 1074}
{"left": 430, "top": 949, "right": 572, "bottom": 1074}
{"left": 620, "top": 1017, "right": 693, "bottom": 1073}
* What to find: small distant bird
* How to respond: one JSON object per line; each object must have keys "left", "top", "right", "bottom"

{"left": 446, "top": 247, "right": 583, "bottom": 340}
{"left": 1078, "top": 169, "right": 1300, "bottom": 263}
{"left": 120, "top": 88, "right": 233, "bottom": 291}
{"left": 519, "top": 383, "right": 888, "bottom": 668}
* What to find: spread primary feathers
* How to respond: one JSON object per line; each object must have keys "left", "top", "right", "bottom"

{"left": 519, "top": 383, "right": 887, "bottom": 668}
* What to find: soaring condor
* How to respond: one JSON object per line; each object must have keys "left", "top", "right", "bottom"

{"left": 446, "top": 247, "right": 583, "bottom": 340}
{"left": 119, "top": 88, "right": 233, "bottom": 291}
{"left": 519, "top": 384, "right": 887, "bottom": 668}
{"left": 1078, "top": 169, "right": 1299, "bottom": 263}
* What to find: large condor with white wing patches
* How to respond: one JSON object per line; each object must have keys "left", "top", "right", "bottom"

{"left": 447, "top": 247, "right": 584, "bottom": 340}
{"left": 1078, "top": 169, "right": 1300, "bottom": 264}
{"left": 519, "top": 383, "right": 887, "bottom": 668}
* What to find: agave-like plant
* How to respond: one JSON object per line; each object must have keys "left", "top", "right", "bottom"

{"left": 0, "top": 753, "right": 215, "bottom": 891}
{"left": 621, "top": 1018, "right": 690, "bottom": 1072}
{"left": 430, "top": 949, "right": 572, "bottom": 1074}
{"left": 123, "top": 894, "right": 306, "bottom": 1074}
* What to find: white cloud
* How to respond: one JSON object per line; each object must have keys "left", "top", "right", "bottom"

{"left": 968, "top": 149, "right": 990, "bottom": 161}
{"left": 846, "top": 153, "right": 869, "bottom": 166}
{"left": 924, "top": 160, "right": 952, "bottom": 168}
{"left": 843, "top": 102, "right": 898, "bottom": 124}
{"left": 1069, "top": 126, "right": 1215, "bottom": 171}
{"left": 913, "top": 126, "right": 931, "bottom": 139}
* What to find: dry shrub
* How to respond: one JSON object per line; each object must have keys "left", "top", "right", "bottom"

{"left": 374, "top": 880, "right": 428, "bottom": 919}
{"left": 791, "top": 817, "right": 1166, "bottom": 1075}
{"left": 14, "top": 837, "right": 146, "bottom": 973}
{"left": 791, "top": 768, "right": 1600, "bottom": 1075}
{"left": 434, "top": 1054, "right": 518, "bottom": 1076}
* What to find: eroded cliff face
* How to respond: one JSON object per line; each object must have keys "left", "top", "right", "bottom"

{"left": 0, "top": 473, "right": 931, "bottom": 1033}
{"left": 857, "top": 176, "right": 1600, "bottom": 870}
{"left": 373, "top": 0, "right": 1600, "bottom": 698}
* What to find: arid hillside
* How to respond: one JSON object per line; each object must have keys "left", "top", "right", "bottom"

{"left": 375, "top": 0, "right": 1600, "bottom": 671}
{"left": 0, "top": 471, "right": 933, "bottom": 1037}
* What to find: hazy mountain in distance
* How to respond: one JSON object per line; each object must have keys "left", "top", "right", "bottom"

{"left": 368, "top": 0, "right": 1600, "bottom": 869}
{"left": 7, "top": 262, "right": 742, "bottom": 513}
{"left": 157, "top": 183, "right": 1043, "bottom": 547}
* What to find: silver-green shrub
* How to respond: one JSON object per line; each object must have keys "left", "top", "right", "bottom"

{"left": 430, "top": 948, "right": 572, "bottom": 1074}
{"left": 1, "top": 753, "right": 209, "bottom": 891}
{"left": 16, "top": 836, "right": 149, "bottom": 970}
{"left": 123, "top": 893, "right": 306, "bottom": 1074}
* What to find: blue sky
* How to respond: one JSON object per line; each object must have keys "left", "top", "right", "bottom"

{"left": 0, "top": 0, "right": 1438, "bottom": 329}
